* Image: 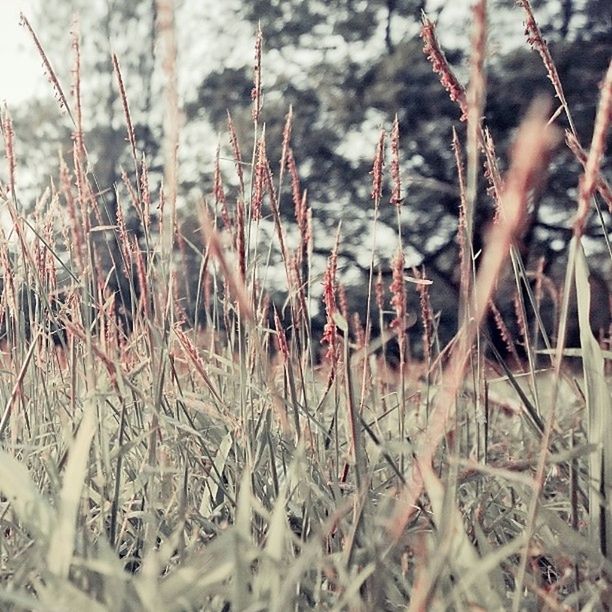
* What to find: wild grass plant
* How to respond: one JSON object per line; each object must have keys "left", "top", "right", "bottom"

{"left": 0, "top": 1, "right": 611, "bottom": 610}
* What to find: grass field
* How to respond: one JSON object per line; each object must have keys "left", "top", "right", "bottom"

{"left": 1, "top": 1, "right": 611, "bottom": 610}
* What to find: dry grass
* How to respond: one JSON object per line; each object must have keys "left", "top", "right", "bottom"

{"left": 0, "top": 2, "right": 611, "bottom": 610}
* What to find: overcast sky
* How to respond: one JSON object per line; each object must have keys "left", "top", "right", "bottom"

{"left": 1, "top": 0, "right": 537, "bottom": 109}
{"left": 0, "top": 0, "right": 508, "bottom": 107}
{"left": 1, "top": 0, "right": 42, "bottom": 105}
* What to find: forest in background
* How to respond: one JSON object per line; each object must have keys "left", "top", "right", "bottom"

{"left": 6, "top": 0, "right": 611, "bottom": 352}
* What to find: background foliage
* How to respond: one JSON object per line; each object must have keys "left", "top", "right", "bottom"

{"left": 8, "top": 0, "right": 612, "bottom": 346}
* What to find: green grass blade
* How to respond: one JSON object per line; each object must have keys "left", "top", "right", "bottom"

{"left": 575, "top": 240, "right": 612, "bottom": 561}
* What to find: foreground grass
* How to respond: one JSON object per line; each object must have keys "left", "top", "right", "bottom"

{"left": 1, "top": 2, "right": 611, "bottom": 610}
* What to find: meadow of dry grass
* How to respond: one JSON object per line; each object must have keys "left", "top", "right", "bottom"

{"left": 0, "top": 1, "right": 611, "bottom": 610}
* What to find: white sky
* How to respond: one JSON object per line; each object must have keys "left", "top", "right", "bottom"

{"left": 0, "top": 0, "right": 535, "bottom": 109}
{"left": 1, "top": 0, "right": 42, "bottom": 106}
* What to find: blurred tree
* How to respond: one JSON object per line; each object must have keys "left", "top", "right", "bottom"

{"left": 198, "top": 0, "right": 610, "bottom": 350}
{"left": 9, "top": 0, "right": 611, "bottom": 349}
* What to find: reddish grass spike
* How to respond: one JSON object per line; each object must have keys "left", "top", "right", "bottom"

{"left": 305, "top": 206, "right": 313, "bottom": 255}
{"left": 533, "top": 256, "right": 545, "bottom": 311}
{"left": 252, "top": 136, "right": 266, "bottom": 221}
{"left": 301, "top": 192, "right": 311, "bottom": 251}
{"left": 1, "top": 108, "right": 16, "bottom": 196}
{"left": 338, "top": 283, "right": 349, "bottom": 320}
{"left": 139, "top": 157, "right": 152, "bottom": 234}
{"left": 287, "top": 149, "right": 305, "bottom": 230}
{"left": 70, "top": 16, "right": 85, "bottom": 163}
{"left": 513, "top": 291, "right": 528, "bottom": 346}
{"left": 415, "top": 267, "right": 433, "bottom": 365}
{"left": 390, "top": 249, "right": 406, "bottom": 356}
{"left": 258, "top": 285, "right": 271, "bottom": 328}
{"left": 251, "top": 24, "right": 263, "bottom": 123}
{"left": 20, "top": 13, "right": 72, "bottom": 118}
{"left": 0, "top": 241, "right": 16, "bottom": 314}
{"left": 452, "top": 129, "right": 468, "bottom": 274}
{"left": 370, "top": 129, "right": 386, "bottom": 202}
{"left": 235, "top": 198, "right": 246, "bottom": 283}
{"left": 280, "top": 106, "right": 293, "bottom": 171}
{"left": 213, "top": 145, "right": 231, "bottom": 231}
{"left": 351, "top": 312, "right": 366, "bottom": 351}
{"left": 516, "top": 0, "right": 575, "bottom": 134}
{"left": 288, "top": 250, "right": 303, "bottom": 302}
{"left": 226, "top": 112, "right": 245, "bottom": 195}
{"left": 60, "top": 154, "right": 83, "bottom": 269}
{"left": 390, "top": 115, "right": 402, "bottom": 207}
{"left": 112, "top": 54, "right": 138, "bottom": 170}
{"left": 322, "top": 229, "right": 341, "bottom": 365}
{"left": 574, "top": 61, "right": 612, "bottom": 234}
{"left": 0, "top": 270, "right": 5, "bottom": 335}
{"left": 273, "top": 307, "right": 289, "bottom": 363}
{"left": 420, "top": 14, "right": 468, "bottom": 120}
{"left": 174, "top": 325, "right": 210, "bottom": 384}
{"left": 72, "top": 141, "right": 94, "bottom": 235}
{"left": 482, "top": 127, "right": 504, "bottom": 222}
{"left": 263, "top": 150, "right": 291, "bottom": 270}
{"left": 203, "top": 267, "right": 213, "bottom": 310}
{"left": 120, "top": 168, "right": 138, "bottom": 209}
{"left": 115, "top": 203, "right": 131, "bottom": 275}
